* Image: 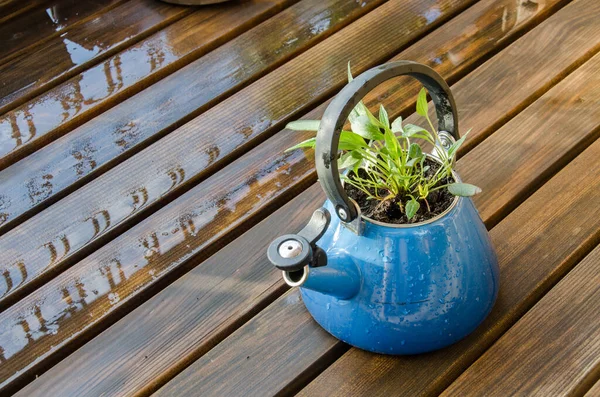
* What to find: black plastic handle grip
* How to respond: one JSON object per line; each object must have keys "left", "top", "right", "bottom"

{"left": 315, "top": 61, "right": 459, "bottom": 223}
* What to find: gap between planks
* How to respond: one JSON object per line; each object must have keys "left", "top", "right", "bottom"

{"left": 0, "top": 1, "right": 584, "bottom": 392}
{"left": 0, "top": 0, "right": 536, "bottom": 390}
{"left": 0, "top": 0, "right": 48, "bottom": 24}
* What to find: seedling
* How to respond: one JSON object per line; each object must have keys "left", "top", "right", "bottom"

{"left": 285, "top": 64, "right": 481, "bottom": 221}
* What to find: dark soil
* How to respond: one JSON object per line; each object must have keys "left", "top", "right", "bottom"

{"left": 344, "top": 158, "right": 455, "bottom": 224}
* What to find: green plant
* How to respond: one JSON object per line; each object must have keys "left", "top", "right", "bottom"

{"left": 285, "top": 64, "right": 481, "bottom": 221}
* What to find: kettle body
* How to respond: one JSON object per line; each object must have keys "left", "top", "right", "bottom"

{"left": 267, "top": 61, "right": 500, "bottom": 355}
{"left": 300, "top": 197, "right": 499, "bottom": 354}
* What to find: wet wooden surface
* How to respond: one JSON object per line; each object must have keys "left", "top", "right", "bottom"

{"left": 0, "top": 0, "right": 126, "bottom": 65}
{"left": 1, "top": 0, "right": 599, "bottom": 395}
{"left": 0, "top": 0, "right": 298, "bottom": 169}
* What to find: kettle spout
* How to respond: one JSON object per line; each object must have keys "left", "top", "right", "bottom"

{"left": 267, "top": 207, "right": 360, "bottom": 300}
{"left": 282, "top": 261, "right": 360, "bottom": 300}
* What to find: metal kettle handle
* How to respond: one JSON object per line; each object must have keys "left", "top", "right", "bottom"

{"left": 315, "top": 61, "right": 459, "bottom": 224}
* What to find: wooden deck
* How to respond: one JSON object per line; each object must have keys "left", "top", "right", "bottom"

{"left": 0, "top": 0, "right": 599, "bottom": 395}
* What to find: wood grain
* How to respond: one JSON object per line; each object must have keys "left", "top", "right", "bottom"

{"left": 0, "top": 0, "right": 125, "bottom": 65}
{"left": 9, "top": 6, "right": 600, "bottom": 396}
{"left": 157, "top": 288, "right": 342, "bottom": 397}
{"left": 457, "top": 51, "right": 600, "bottom": 227}
{"left": 0, "top": 0, "right": 580, "bottom": 233}
{"left": 0, "top": 0, "right": 578, "bottom": 306}
{"left": 0, "top": 0, "right": 302, "bottom": 170}
{"left": 159, "top": 132, "right": 600, "bottom": 397}
{"left": 13, "top": 184, "right": 322, "bottom": 396}
{"left": 0, "top": 0, "right": 190, "bottom": 115}
{"left": 0, "top": 0, "right": 46, "bottom": 24}
{"left": 441, "top": 245, "right": 600, "bottom": 396}
{"left": 0, "top": 0, "right": 469, "bottom": 303}
{"left": 0, "top": 0, "right": 472, "bottom": 392}
{"left": 0, "top": 0, "right": 401, "bottom": 226}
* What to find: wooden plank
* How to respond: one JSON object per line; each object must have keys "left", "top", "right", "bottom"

{"left": 440, "top": 245, "right": 600, "bottom": 397}
{"left": 456, "top": 55, "right": 600, "bottom": 227}
{"left": 16, "top": 184, "right": 321, "bottom": 396}
{"left": 0, "top": 0, "right": 578, "bottom": 231}
{"left": 0, "top": 0, "right": 370, "bottom": 171}
{"left": 0, "top": 0, "right": 577, "bottom": 297}
{"left": 0, "top": 0, "right": 399, "bottom": 224}
{"left": 8, "top": 5, "right": 599, "bottom": 396}
{"left": 0, "top": 0, "right": 583, "bottom": 389}
{"left": 0, "top": 0, "right": 46, "bottom": 24}
{"left": 0, "top": 0, "right": 191, "bottom": 115}
{"left": 0, "top": 0, "right": 126, "bottom": 65}
{"left": 156, "top": 138, "right": 600, "bottom": 396}
{"left": 0, "top": 0, "right": 472, "bottom": 393}
{"left": 0, "top": 0, "right": 472, "bottom": 302}
{"left": 159, "top": 288, "right": 340, "bottom": 397}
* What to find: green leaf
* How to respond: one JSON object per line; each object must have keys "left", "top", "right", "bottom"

{"left": 446, "top": 128, "right": 471, "bottom": 159}
{"left": 379, "top": 105, "right": 390, "bottom": 128}
{"left": 338, "top": 151, "right": 361, "bottom": 169}
{"left": 346, "top": 64, "right": 381, "bottom": 128}
{"left": 405, "top": 158, "right": 418, "bottom": 167}
{"left": 406, "top": 198, "right": 420, "bottom": 220}
{"left": 391, "top": 116, "right": 403, "bottom": 134}
{"left": 408, "top": 143, "right": 422, "bottom": 159}
{"left": 365, "top": 105, "right": 383, "bottom": 128}
{"left": 286, "top": 120, "right": 321, "bottom": 131}
{"left": 383, "top": 128, "right": 400, "bottom": 158}
{"left": 447, "top": 183, "right": 482, "bottom": 197}
{"left": 339, "top": 131, "right": 368, "bottom": 150}
{"left": 284, "top": 129, "right": 368, "bottom": 153}
{"left": 402, "top": 124, "right": 429, "bottom": 138}
{"left": 347, "top": 64, "right": 374, "bottom": 125}
{"left": 350, "top": 114, "right": 384, "bottom": 140}
{"left": 285, "top": 137, "right": 316, "bottom": 152}
{"left": 416, "top": 87, "right": 428, "bottom": 117}
{"left": 418, "top": 184, "right": 428, "bottom": 199}
{"left": 349, "top": 101, "right": 368, "bottom": 124}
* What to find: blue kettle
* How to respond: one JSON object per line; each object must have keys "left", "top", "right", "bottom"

{"left": 267, "top": 61, "right": 499, "bottom": 355}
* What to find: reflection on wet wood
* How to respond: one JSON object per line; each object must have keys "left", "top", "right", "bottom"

{"left": 0, "top": 0, "right": 190, "bottom": 115}
{"left": 0, "top": 0, "right": 125, "bottom": 65}
{"left": 441, "top": 245, "right": 600, "bottom": 397}
{"left": 3, "top": 2, "right": 597, "bottom": 393}
{"left": 0, "top": 2, "right": 475, "bottom": 390}
{"left": 0, "top": 0, "right": 398, "bottom": 229}
{"left": 158, "top": 134, "right": 600, "bottom": 397}
{"left": 13, "top": 185, "right": 321, "bottom": 396}
{"left": 0, "top": 0, "right": 299, "bottom": 169}
{"left": 363, "top": 0, "right": 571, "bottom": 138}
{"left": 0, "top": 0, "right": 468, "bottom": 306}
